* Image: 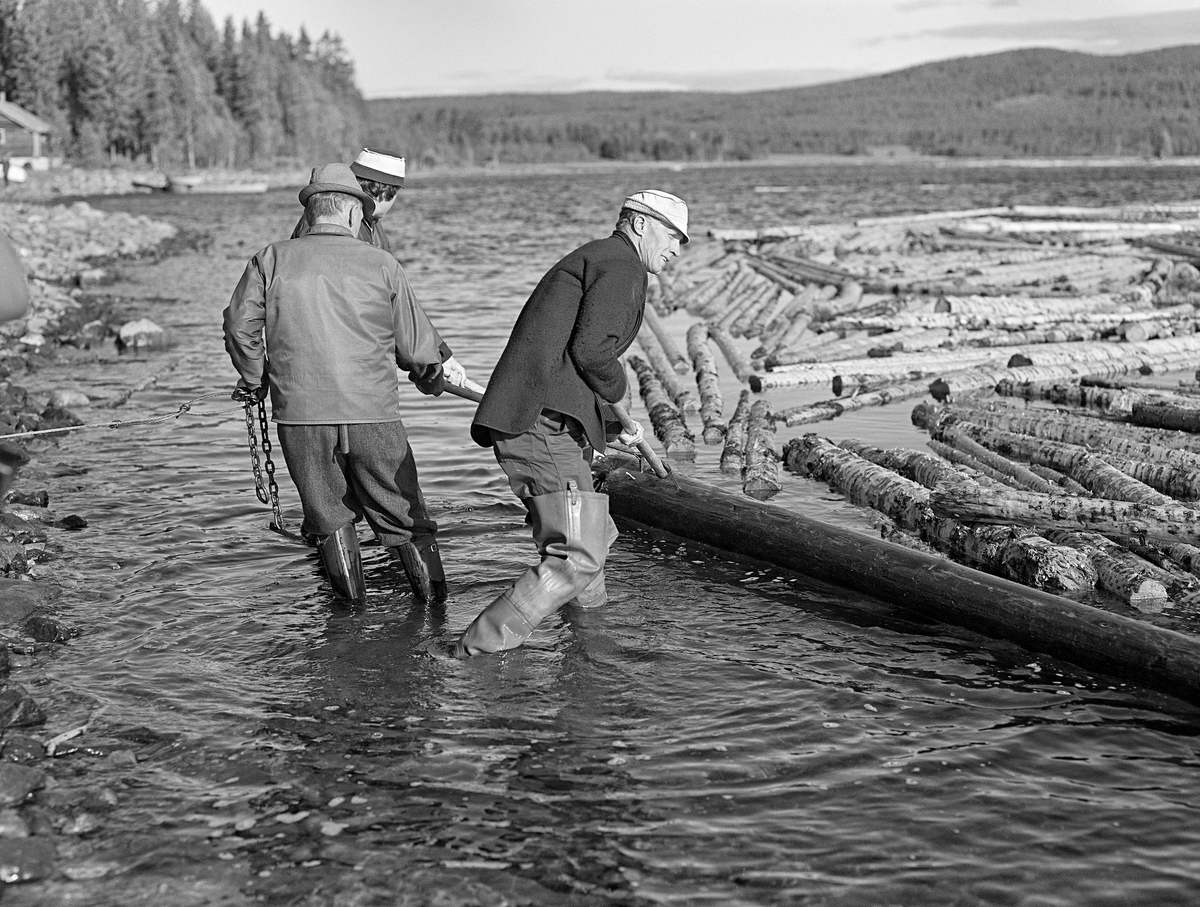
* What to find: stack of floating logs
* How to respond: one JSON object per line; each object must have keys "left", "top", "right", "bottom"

{"left": 615, "top": 201, "right": 1200, "bottom": 619}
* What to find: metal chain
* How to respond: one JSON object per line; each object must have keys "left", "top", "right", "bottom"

{"left": 244, "top": 400, "right": 284, "bottom": 533}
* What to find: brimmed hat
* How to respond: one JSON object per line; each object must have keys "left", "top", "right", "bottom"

{"left": 351, "top": 148, "right": 405, "bottom": 187}
{"left": 623, "top": 189, "right": 689, "bottom": 244}
{"left": 298, "top": 162, "right": 375, "bottom": 217}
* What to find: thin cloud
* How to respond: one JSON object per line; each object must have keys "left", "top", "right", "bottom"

{"left": 920, "top": 7, "right": 1200, "bottom": 54}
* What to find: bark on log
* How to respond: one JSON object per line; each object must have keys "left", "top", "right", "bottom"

{"left": 628, "top": 355, "right": 696, "bottom": 460}
{"left": 1042, "top": 530, "right": 1170, "bottom": 611}
{"left": 742, "top": 400, "right": 781, "bottom": 501}
{"left": 731, "top": 284, "right": 782, "bottom": 338}
{"left": 932, "top": 417, "right": 1175, "bottom": 505}
{"left": 929, "top": 477, "right": 1200, "bottom": 547}
{"left": 637, "top": 329, "right": 699, "bottom": 414}
{"left": 686, "top": 322, "right": 726, "bottom": 445}
{"left": 596, "top": 455, "right": 1200, "bottom": 706}
{"left": 720, "top": 389, "right": 751, "bottom": 475}
{"left": 914, "top": 401, "right": 1200, "bottom": 472}
{"left": 642, "top": 304, "right": 689, "bottom": 374}
{"left": 784, "top": 435, "right": 1095, "bottom": 592}
{"left": 746, "top": 288, "right": 793, "bottom": 340}
{"left": 1130, "top": 399, "right": 1200, "bottom": 433}
{"left": 707, "top": 323, "right": 755, "bottom": 382}
{"left": 685, "top": 266, "right": 741, "bottom": 317}
{"left": 926, "top": 439, "right": 1039, "bottom": 493}
{"left": 935, "top": 294, "right": 1129, "bottom": 317}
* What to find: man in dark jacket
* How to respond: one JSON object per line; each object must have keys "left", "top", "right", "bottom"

{"left": 456, "top": 189, "right": 689, "bottom": 656}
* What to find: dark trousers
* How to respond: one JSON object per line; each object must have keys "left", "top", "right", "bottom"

{"left": 277, "top": 420, "right": 435, "bottom": 548}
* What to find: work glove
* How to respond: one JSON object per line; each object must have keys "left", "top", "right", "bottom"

{"left": 442, "top": 355, "right": 468, "bottom": 387}
{"left": 411, "top": 362, "right": 445, "bottom": 397}
{"left": 232, "top": 378, "right": 268, "bottom": 405}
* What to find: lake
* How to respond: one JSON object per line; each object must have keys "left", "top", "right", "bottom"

{"left": 8, "top": 160, "right": 1200, "bottom": 905}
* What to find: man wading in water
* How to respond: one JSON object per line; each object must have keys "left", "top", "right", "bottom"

{"left": 455, "top": 189, "right": 689, "bottom": 656}
{"left": 223, "top": 163, "right": 453, "bottom": 605}
{"left": 292, "top": 148, "right": 469, "bottom": 388}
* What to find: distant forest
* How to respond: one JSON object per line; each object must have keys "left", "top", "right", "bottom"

{"left": 367, "top": 46, "right": 1200, "bottom": 166}
{"left": 0, "top": 0, "right": 365, "bottom": 169}
{"left": 2, "top": 1, "right": 1200, "bottom": 171}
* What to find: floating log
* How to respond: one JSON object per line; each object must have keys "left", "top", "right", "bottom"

{"left": 637, "top": 329, "right": 698, "bottom": 414}
{"left": 686, "top": 322, "right": 726, "bottom": 444}
{"left": 929, "top": 477, "right": 1200, "bottom": 548}
{"left": 854, "top": 206, "right": 1011, "bottom": 226}
{"left": 730, "top": 284, "right": 782, "bottom": 338}
{"left": 1041, "top": 530, "right": 1170, "bottom": 611}
{"left": 760, "top": 284, "right": 817, "bottom": 342}
{"left": 917, "top": 401, "right": 1200, "bottom": 470}
{"left": 627, "top": 355, "right": 696, "bottom": 461}
{"left": 695, "top": 265, "right": 755, "bottom": 319}
{"left": 935, "top": 294, "right": 1130, "bottom": 317}
{"left": 714, "top": 276, "right": 773, "bottom": 333}
{"left": 707, "top": 323, "right": 755, "bottom": 383}
{"left": 810, "top": 280, "right": 866, "bottom": 323}
{"left": 720, "top": 389, "right": 751, "bottom": 475}
{"left": 931, "top": 417, "right": 1175, "bottom": 505}
{"left": 784, "top": 435, "right": 1095, "bottom": 592}
{"left": 642, "top": 304, "right": 689, "bottom": 374}
{"left": 926, "top": 438, "right": 1050, "bottom": 494}
{"left": 684, "top": 265, "right": 741, "bottom": 317}
{"left": 744, "top": 288, "right": 793, "bottom": 340}
{"left": 1130, "top": 398, "right": 1200, "bottom": 433}
{"left": 742, "top": 400, "right": 780, "bottom": 500}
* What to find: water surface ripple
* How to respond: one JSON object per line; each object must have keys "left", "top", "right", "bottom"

{"left": 10, "top": 162, "right": 1200, "bottom": 905}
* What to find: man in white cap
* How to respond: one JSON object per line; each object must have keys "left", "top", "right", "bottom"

{"left": 293, "top": 148, "right": 469, "bottom": 387}
{"left": 225, "top": 162, "right": 452, "bottom": 606}
{"left": 455, "top": 189, "right": 688, "bottom": 656}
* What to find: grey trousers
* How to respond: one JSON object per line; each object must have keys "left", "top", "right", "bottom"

{"left": 489, "top": 409, "right": 596, "bottom": 499}
{"left": 276, "top": 420, "right": 436, "bottom": 548}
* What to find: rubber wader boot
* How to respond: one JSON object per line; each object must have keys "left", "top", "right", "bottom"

{"left": 455, "top": 481, "right": 609, "bottom": 656}
{"left": 390, "top": 538, "right": 447, "bottom": 604}
{"left": 318, "top": 523, "right": 366, "bottom": 604}
{"left": 571, "top": 516, "right": 619, "bottom": 609}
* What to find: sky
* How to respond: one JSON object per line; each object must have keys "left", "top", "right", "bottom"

{"left": 200, "top": 0, "right": 1200, "bottom": 99}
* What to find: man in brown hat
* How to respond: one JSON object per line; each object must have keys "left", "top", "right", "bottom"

{"left": 455, "top": 189, "right": 689, "bottom": 656}
{"left": 293, "top": 148, "right": 469, "bottom": 388}
{"left": 224, "top": 162, "right": 451, "bottom": 605}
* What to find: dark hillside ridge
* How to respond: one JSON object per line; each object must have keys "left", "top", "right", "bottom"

{"left": 365, "top": 45, "right": 1200, "bottom": 166}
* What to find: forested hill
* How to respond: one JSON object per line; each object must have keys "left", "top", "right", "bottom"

{"left": 0, "top": 0, "right": 365, "bottom": 170}
{"left": 366, "top": 46, "right": 1200, "bottom": 167}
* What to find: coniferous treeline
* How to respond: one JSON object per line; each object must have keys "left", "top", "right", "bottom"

{"left": 366, "top": 46, "right": 1200, "bottom": 167}
{"left": 0, "top": 0, "right": 365, "bottom": 169}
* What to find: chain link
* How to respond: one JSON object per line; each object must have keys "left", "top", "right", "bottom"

{"left": 244, "top": 400, "right": 284, "bottom": 532}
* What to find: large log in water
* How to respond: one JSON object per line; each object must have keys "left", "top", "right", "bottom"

{"left": 595, "top": 457, "right": 1200, "bottom": 706}
{"left": 642, "top": 304, "right": 689, "bottom": 374}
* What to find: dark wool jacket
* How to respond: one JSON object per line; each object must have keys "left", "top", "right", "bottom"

{"left": 472, "top": 232, "right": 647, "bottom": 451}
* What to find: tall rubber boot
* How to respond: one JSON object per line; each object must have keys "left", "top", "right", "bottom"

{"left": 318, "top": 523, "right": 366, "bottom": 604}
{"left": 455, "top": 481, "right": 609, "bottom": 656}
{"left": 389, "top": 537, "right": 447, "bottom": 604}
{"left": 571, "top": 516, "right": 619, "bottom": 609}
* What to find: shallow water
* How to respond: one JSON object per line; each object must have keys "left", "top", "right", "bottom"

{"left": 8, "top": 162, "right": 1200, "bottom": 905}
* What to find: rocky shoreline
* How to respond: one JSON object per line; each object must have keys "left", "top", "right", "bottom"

{"left": 0, "top": 196, "right": 183, "bottom": 884}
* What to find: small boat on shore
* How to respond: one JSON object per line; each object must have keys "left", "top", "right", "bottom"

{"left": 165, "top": 174, "right": 268, "bottom": 195}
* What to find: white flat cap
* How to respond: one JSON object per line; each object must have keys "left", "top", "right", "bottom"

{"left": 623, "top": 189, "right": 689, "bottom": 243}
{"left": 350, "top": 148, "right": 405, "bottom": 186}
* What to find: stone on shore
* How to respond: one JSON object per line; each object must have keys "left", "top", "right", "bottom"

{"left": 0, "top": 764, "right": 45, "bottom": 807}
{"left": 116, "top": 318, "right": 171, "bottom": 353}
{"left": 0, "top": 578, "right": 57, "bottom": 626}
{"left": 0, "top": 837, "right": 56, "bottom": 883}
